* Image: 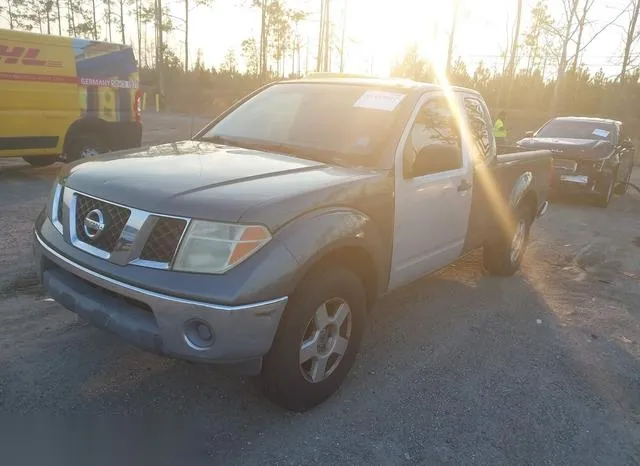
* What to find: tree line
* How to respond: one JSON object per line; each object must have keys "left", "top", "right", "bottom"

{"left": 2, "top": 0, "right": 640, "bottom": 119}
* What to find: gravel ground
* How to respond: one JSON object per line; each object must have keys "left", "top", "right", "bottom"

{"left": 0, "top": 113, "right": 639, "bottom": 466}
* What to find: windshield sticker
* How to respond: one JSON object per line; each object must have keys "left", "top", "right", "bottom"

{"left": 353, "top": 91, "right": 405, "bottom": 111}
{"left": 592, "top": 128, "right": 610, "bottom": 138}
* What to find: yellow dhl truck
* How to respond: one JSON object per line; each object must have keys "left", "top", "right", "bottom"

{"left": 0, "top": 29, "right": 142, "bottom": 167}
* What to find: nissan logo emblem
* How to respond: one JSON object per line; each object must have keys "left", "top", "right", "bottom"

{"left": 83, "top": 208, "right": 106, "bottom": 239}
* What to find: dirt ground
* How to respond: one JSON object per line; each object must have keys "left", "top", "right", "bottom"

{"left": 0, "top": 112, "right": 639, "bottom": 465}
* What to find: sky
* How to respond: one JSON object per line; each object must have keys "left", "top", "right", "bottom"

{"left": 1, "top": 0, "right": 635, "bottom": 78}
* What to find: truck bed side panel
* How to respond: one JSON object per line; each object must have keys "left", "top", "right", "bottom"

{"left": 463, "top": 150, "right": 551, "bottom": 252}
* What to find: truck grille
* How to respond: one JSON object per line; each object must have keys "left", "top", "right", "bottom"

{"left": 65, "top": 188, "right": 189, "bottom": 268}
{"left": 139, "top": 217, "right": 187, "bottom": 263}
{"left": 75, "top": 194, "right": 131, "bottom": 252}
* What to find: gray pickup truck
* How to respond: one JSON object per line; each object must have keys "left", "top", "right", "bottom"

{"left": 34, "top": 77, "right": 551, "bottom": 411}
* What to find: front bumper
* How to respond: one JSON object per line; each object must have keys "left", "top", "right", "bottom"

{"left": 551, "top": 171, "right": 603, "bottom": 195}
{"left": 34, "top": 231, "right": 287, "bottom": 375}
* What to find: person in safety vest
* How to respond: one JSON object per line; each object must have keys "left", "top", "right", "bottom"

{"left": 494, "top": 111, "right": 507, "bottom": 145}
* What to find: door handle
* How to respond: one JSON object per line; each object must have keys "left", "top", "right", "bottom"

{"left": 457, "top": 179, "right": 472, "bottom": 192}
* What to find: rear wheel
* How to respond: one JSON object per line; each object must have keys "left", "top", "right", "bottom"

{"left": 483, "top": 203, "right": 532, "bottom": 276}
{"left": 65, "top": 132, "right": 107, "bottom": 163}
{"left": 23, "top": 156, "right": 56, "bottom": 168}
{"left": 259, "top": 266, "right": 366, "bottom": 412}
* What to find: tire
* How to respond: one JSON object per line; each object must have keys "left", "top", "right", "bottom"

{"left": 483, "top": 203, "right": 532, "bottom": 276}
{"left": 259, "top": 266, "right": 366, "bottom": 412}
{"left": 65, "top": 132, "right": 107, "bottom": 163}
{"left": 23, "top": 156, "right": 56, "bottom": 167}
{"left": 595, "top": 173, "right": 614, "bottom": 208}
{"left": 614, "top": 168, "right": 631, "bottom": 195}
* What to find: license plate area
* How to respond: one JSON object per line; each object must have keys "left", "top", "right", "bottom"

{"left": 560, "top": 175, "right": 589, "bottom": 184}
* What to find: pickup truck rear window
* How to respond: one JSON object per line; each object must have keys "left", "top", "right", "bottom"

{"left": 199, "top": 83, "right": 408, "bottom": 167}
{"left": 463, "top": 97, "right": 493, "bottom": 162}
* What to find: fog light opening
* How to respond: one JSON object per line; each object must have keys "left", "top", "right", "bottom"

{"left": 184, "top": 319, "right": 215, "bottom": 349}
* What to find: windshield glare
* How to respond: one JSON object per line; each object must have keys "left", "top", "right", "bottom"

{"left": 200, "top": 83, "right": 408, "bottom": 166}
{"left": 536, "top": 119, "right": 616, "bottom": 142}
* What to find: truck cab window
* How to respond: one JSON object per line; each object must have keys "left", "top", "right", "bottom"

{"left": 463, "top": 97, "right": 493, "bottom": 163}
{"left": 404, "top": 96, "right": 462, "bottom": 177}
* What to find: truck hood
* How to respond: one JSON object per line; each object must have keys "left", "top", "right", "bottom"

{"left": 60, "top": 140, "right": 387, "bottom": 230}
{"left": 515, "top": 137, "right": 613, "bottom": 160}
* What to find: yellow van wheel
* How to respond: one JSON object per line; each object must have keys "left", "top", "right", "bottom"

{"left": 23, "top": 156, "right": 57, "bottom": 168}
{"left": 66, "top": 132, "right": 108, "bottom": 162}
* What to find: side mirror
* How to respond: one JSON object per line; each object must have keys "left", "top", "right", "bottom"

{"left": 524, "top": 130, "right": 535, "bottom": 138}
{"left": 407, "top": 144, "right": 461, "bottom": 178}
{"left": 622, "top": 138, "right": 634, "bottom": 150}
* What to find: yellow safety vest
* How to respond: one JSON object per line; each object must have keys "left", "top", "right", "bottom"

{"left": 494, "top": 118, "right": 507, "bottom": 139}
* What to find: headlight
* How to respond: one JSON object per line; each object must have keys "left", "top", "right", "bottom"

{"left": 173, "top": 220, "right": 271, "bottom": 274}
{"left": 48, "top": 181, "right": 64, "bottom": 234}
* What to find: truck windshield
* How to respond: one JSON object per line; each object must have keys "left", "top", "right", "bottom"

{"left": 536, "top": 119, "right": 616, "bottom": 142}
{"left": 198, "top": 82, "right": 408, "bottom": 167}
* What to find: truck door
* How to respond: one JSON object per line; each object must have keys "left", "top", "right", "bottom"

{"left": 388, "top": 92, "right": 473, "bottom": 291}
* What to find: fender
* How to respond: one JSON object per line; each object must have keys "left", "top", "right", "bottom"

{"left": 508, "top": 170, "right": 534, "bottom": 208}
{"left": 273, "top": 207, "right": 391, "bottom": 298}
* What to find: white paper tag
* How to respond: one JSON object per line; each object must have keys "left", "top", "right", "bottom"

{"left": 353, "top": 91, "right": 405, "bottom": 111}
{"left": 592, "top": 128, "right": 610, "bottom": 138}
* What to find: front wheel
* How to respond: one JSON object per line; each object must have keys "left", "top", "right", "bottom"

{"left": 483, "top": 203, "right": 532, "bottom": 276}
{"left": 259, "top": 266, "right": 366, "bottom": 412}
{"left": 595, "top": 173, "right": 615, "bottom": 208}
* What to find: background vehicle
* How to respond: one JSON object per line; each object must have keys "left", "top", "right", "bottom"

{"left": 0, "top": 29, "right": 142, "bottom": 167}
{"left": 34, "top": 78, "right": 551, "bottom": 411}
{"left": 516, "top": 117, "right": 635, "bottom": 207}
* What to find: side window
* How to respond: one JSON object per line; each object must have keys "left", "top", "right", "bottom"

{"left": 463, "top": 97, "right": 493, "bottom": 163}
{"left": 404, "top": 95, "right": 462, "bottom": 178}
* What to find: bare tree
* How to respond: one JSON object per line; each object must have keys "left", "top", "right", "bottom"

{"left": 570, "top": 0, "right": 594, "bottom": 71}
{"left": 3, "top": 0, "right": 16, "bottom": 29}
{"left": 250, "top": 0, "right": 268, "bottom": 77}
{"left": 524, "top": 1, "right": 554, "bottom": 75}
{"left": 135, "top": 0, "right": 142, "bottom": 60}
{"left": 549, "top": 0, "right": 580, "bottom": 113}
{"left": 446, "top": 0, "right": 460, "bottom": 75}
{"left": 183, "top": 0, "right": 214, "bottom": 72}
{"left": 506, "top": 0, "right": 523, "bottom": 77}
{"left": 339, "top": 0, "right": 347, "bottom": 72}
{"left": 90, "top": 0, "right": 98, "bottom": 39}
{"left": 621, "top": 0, "right": 640, "bottom": 83}
{"left": 501, "top": 0, "right": 523, "bottom": 106}
{"left": 104, "top": 0, "right": 113, "bottom": 41}
{"left": 56, "top": 0, "right": 62, "bottom": 34}
{"left": 118, "top": 0, "right": 126, "bottom": 44}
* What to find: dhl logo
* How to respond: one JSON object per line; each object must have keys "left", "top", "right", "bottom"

{"left": 0, "top": 45, "right": 63, "bottom": 68}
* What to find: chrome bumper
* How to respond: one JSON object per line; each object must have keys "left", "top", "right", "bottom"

{"left": 34, "top": 232, "right": 287, "bottom": 374}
